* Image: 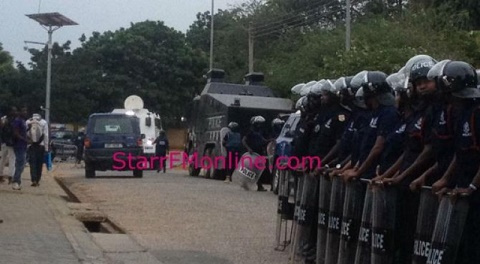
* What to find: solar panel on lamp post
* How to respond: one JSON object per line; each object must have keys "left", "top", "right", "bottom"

{"left": 26, "top": 12, "right": 77, "bottom": 143}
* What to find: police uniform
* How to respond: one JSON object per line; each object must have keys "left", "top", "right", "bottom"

{"left": 337, "top": 107, "right": 370, "bottom": 165}
{"left": 453, "top": 102, "right": 480, "bottom": 264}
{"left": 309, "top": 105, "right": 350, "bottom": 160}
{"left": 427, "top": 102, "right": 455, "bottom": 186}
{"left": 377, "top": 116, "right": 409, "bottom": 175}
{"left": 358, "top": 105, "right": 399, "bottom": 178}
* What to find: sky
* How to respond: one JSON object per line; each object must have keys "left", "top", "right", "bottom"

{"left": 0, "top": 0, "right": 243, "bottom": 65}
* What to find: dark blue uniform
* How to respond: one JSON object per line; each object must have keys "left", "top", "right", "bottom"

{"left": 454, "top": 103, "right": 480, "bottom": 264}
{"left": 292, "top": 115, "right": 315, "bottom": 159}
{"left": 358, "top": 105, "right": 399, "bottom": 178}
{"left": 337, "top": 107, "right": 371, "bottom": 165}
{"left": 309, "top": 106, "right": 350, "bottom": 159}
{"left": 427, "top": 103, "right": 455, "bottom": 186}
{"left": 377, "top": 117, "right": 410, "bottom": 175}
{"left": 349, "top": 109, "right": 371, "bottom": 166}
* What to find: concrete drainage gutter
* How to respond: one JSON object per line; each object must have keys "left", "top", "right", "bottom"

{"left": 54, "top": 177, "right": 164, "bottom": 264}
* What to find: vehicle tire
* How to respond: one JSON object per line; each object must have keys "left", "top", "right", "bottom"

{"left": 272, "top": 167, "right": 280, "bottom": 195}
{"left": 85, "top": 162, "right": 95, "bottom": 178}
{"left": 204, "top": 149, "right": 213, "bottom": 179}
{"left": 133, "top": 169, "right": 143, "bottom": 178}
{"left": 188, "top": 163, "right": 200, "bottom": 176}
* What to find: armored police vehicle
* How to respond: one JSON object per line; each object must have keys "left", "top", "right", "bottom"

{"left": 185, "top": 69, "right": 293, "bottom": 179}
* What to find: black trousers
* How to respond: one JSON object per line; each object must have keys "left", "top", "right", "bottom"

{"left": 29, "top": 144, "right": 45, "bottom": 183}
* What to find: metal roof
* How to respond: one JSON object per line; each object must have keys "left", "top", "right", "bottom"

{"left": 208, "top": 94, "right": 293, "bottom": 111}
{"left": 26, "top": 12, "right": 77, "bottom": 27}
{"left": 201, "top": 82, "right": 276, "bottom": 97}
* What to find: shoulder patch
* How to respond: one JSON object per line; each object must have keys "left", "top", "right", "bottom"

{"left": 338, "top": 114, "right": 346, "bottom": 122}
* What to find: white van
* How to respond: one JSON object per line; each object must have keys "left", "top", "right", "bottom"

{"left": 112, "top": 95, "right": 162, "bottom": 158}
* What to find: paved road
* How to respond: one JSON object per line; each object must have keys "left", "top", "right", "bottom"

{"left": 58, "top": 165, "right": 289, "bottom": 264}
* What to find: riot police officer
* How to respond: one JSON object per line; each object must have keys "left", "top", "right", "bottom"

{"left": 342, "top": 71, "right": 399, "bottom": 181}
{"left": 428, "top": 61, "right": 480, "bottom": 264}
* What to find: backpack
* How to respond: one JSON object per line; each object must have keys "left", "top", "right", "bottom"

{"left": 225, "top": 131, "right": 241, "bottom": 150}
{"left": 1, "top": 118, "right": 14, "bottom": 146}
{"left": 27, "top": 119, "right": 44, "bottom": 144}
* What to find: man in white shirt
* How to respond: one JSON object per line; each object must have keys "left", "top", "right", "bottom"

{"left": 26, "top": 113, "right": 48, "bottom": 186}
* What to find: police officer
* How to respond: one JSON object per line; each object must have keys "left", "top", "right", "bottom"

{"left": 410, "top": 60, "right": 456, "bottom": 191}
{"left": 342, "top": 71, "right": 399, "bottom": 181}
{"left": 427, "top": 61, "right": 480, "bottom": 263}
{"left": 309, "top": 79, "right": 351, "bottom": 169}
{"left": 330, "top": 72, "right": 372, "bottom": 176}
{"left": 242, "top": 115, "right": 269, "bottom": 191}
{"left": 271, "top": 118, "right": 285, "bottom": 139}
{"left": 222, "top": 122, "right": 241, "bottom": 182}
{"left": 153, "top": 130, "right": 169, "bottom": 173}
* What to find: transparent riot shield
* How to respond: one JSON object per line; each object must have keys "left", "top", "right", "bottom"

{"left": 232, "top": 152, "right": 265, "bottom": 190}
{"left": 275, "top": 169, "right": 295, "bottom": 251}
{"left": 354, "top": 183, "right": 373, "bottom": 264}
{"left": 338, "top": 179, "right": 367, "bottom": 264}
{"left": 302, "top": 175, "right": 319, "bottom": 263}
{"left": 412, "top": 186, "right": 439, "bottom": 264}
{"left": 290, "top": 173, "right": 318, "bottom": 263}
{"left": 371, "top": 184, "right": 397, "bottom": 264}
{"left": 289, "top": 172, "right": 304, "bottom": 263}
{"left": 316, "top": 174, "right": 332, "bottom": 264}
{"left": 427, "top": 194, "right": 469, "bottom": 264}
{"left": 325, "top": 175, "right": 346, "bottom": 264}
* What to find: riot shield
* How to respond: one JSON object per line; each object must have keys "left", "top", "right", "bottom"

{"left": 427, "top": 194, "right": 469, "bottom": 264}
{"left": 232, "top": 152, "right": 265, "bottom": 190}
{"left": 325, "top": 175, "right": 346, "bottom": 264}
{"left": 338, "top": 179, "right": 367, "bottom": 264}
{"left": 302, "top": 175, "right": 319, "bottom": 263}
{"left": 354, "top": 183, "right": 373, "bottom": 264}
{"left": 412, "top": 186, "right": 439, "bottom": 264}
{"left": 289, "top": 172, "right": 304, "bottom": 263}
{"left": 316, "top": 174, "right": 332, "bottom": 264}
{"left": 275, "top": 169, "right": 295, "bottom": 251}
{"left": 290, "top": 173, "right": 318, "bottom": 263}
{"left": 371, "top": 184, "right": 397, "bottom": 264}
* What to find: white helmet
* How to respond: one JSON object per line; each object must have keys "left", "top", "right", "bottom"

{"left": 300, "top": 80, "right": 317, "bottom": 96}
{"left": 272, "top": 118, "right": 285, "bottom": 126}
{"left": 295, "top": 96, "right": 308, "bottom": 111}
{"left": 228, "top": 122, "right": 238, "bottom": 129}
{"left": 250, "top": 115, "right": 266, "bottom": 124}
{"left": 291, "top": 83, "right": 305, "bottom": 95}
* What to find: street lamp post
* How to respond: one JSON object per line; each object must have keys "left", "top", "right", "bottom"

{"left": 26, "top": 12, "right": 77, "bottom": 128}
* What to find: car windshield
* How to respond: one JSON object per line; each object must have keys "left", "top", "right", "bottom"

{"left": 92, "top": 116, "right": 135, "bottom": 134}
{"left": 51, "top": 130, "right": 74, "bottom": 140}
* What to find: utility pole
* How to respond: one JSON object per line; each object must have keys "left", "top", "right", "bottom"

{"left": 209, "top": 0, "right": 214, "bottom": 70}
{"left": 346, "top": 0, "right": 351, "bottom": 51}
{"left": 248, "top": 23, "right": 254, "bottom": 73}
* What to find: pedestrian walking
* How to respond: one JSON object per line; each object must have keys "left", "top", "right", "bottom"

{"left": 11, "top": 107, "right": 28, "bottom": 190}
{"left": 153, "top": 130, "right": 169, "bottom": 173}
{"left": 26, "top": 113, "right": 48, "bottom": 187}
{"left": 74, "top": 131, "right": 85, "bottom": 166}
{"left": 0, "top": 107, "right": 17, "bottom": 184}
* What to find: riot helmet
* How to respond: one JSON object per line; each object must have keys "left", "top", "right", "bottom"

{"left": 228, "top": 122, "right": 239, "bottom": 129}
{"left": 250, "top": 115, "right": 266, "bottom": 124}
{"left": 295, "top": 96, "right": 308, "bottom": 112}
{"left": 300, "top": 81, "right": 316, "bottom": 97}
{"left": 291, "top": 83, "right": 305, "bottom": 95}
{"left": 354, "top": 87, "right": 367, "bottom": 109}
{"left": 350, "top": 70, "right": 368, "bottom": 96}
{"left": 428, "top": 60, "right": 480, "bottom": 98}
